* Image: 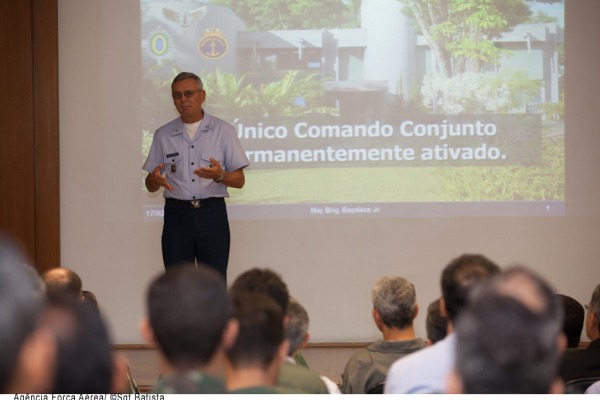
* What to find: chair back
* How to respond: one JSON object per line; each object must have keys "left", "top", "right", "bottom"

{"left": 565, "top": 376, "right": 600, "bottom": 394}
{"left": 366, "top": 382, "right": 385, "bottom": 394}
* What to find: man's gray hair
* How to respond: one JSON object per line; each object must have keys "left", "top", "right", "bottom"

{"left": 172, "top": 72, "right": 203, "bottom": 90}
{"left": 285, "top": 298, "right": 309, "bottom": 355}
{"left": 371, "top": 276, "right": 417, "bottom": 330}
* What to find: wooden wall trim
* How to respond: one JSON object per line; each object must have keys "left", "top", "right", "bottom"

{"left": 114, "top": 342, "right": 370, "bottom": 351}
{"left": 114, "top": 342, "right": 370, "bottom": 389}
{"left": 113, "top": 341, "right": 592, "bottom": 351}
{"left": 33, "top": 0, "right": 60, "bottom": 272}
{"left": 0, "top": 2, "right": 35, "bottom": 255}
{"left": 0, "top": 0, "right": 60, "bottom": 271}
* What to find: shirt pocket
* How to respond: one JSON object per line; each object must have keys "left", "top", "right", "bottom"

{"left": 201, "top": 153, "right": 223, "bottom": 169}
{"left": 164, "top": 153, "right": 183, "bottom": 174}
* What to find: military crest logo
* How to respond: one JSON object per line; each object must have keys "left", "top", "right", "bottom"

{"left": 198, "top": 28, "right": 228, "bottom": 59}
{"left": 145, "top": 28, "right": 172, "bottom": 64}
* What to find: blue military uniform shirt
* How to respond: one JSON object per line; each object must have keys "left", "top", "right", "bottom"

{"left": 143, "top": 111, "right": 249, "bottom": 200}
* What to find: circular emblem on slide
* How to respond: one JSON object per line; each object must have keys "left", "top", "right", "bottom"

{"left": 145, "top": 28, "right": 172, "bottom": 64}
{"left": 198, "top": 28, "right": 228, "bottom": 59}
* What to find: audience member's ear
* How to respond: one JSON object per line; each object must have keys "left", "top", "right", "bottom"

{"left": 10, "top": 328, "right": 56, "bottom": 394}
{"left": 139, "top": 319, "right": 156, "bottom": 345}
{"left": 282, "top": 315, "right": 290, "bottom": 329}
{"left": 277, "top": 339, "right": 291, "bottom": 367}
{"left": 557, "top": 332, "right": 567, "bottom": 353}
{"left": 372, "top": 308, "right": 384, "bottom": 331}
{"left": 221, "top": 318, "right": 239, "bottom": 351}
{"left": 549, "top": 377, "right": 565, "bottom": 394}
{"left": 586, "top": 310, "right": 599, "bottom": 340}
{"left": 439, "top": 297, "right": 454, "bottom": 331}
{"left": 446, "top": 369, "right": 463, "bottom": 394}
{"left": 439, "top": 297, "right": 448, "bottom": 318}
{"left": 299, "top": 331, "right": 310, "bottom": 350}
{"left": 110, "top": 352, "right": 131, "bottom": 393}
{"left": 413, "top": 304, "right": 420, "bottom": 320}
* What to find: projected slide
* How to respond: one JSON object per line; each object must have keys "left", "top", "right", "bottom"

{"left": 141, "top": 0, "right": 565, "bottom": 219}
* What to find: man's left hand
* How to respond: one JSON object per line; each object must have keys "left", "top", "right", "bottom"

{"left": 194, "top": 157, "right": 222, "bottom": 180}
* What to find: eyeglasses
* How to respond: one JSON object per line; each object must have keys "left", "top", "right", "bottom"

{"left": 172, "top": 90, "right": 202, "bottom": 100}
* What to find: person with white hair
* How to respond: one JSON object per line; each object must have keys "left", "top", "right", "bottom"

{"left": 340, "top": 276, "right": 426, "bottom": 394}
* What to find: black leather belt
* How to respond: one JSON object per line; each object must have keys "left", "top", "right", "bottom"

{"left": 166, "top": 197, "right": 224, "bottom": 209}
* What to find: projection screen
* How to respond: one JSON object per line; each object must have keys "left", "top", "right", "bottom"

{"left": 58, "top": 0, "right": 600, "bottom": 344}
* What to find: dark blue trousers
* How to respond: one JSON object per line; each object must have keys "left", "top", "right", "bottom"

{"left": 161, "top": 197, "right": 230, "bottom": 279}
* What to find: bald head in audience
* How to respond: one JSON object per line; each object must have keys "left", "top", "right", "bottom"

{"left": 42, "top": 267, "right": 83, "bottom": 299}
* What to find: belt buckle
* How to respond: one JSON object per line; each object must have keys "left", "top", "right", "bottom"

{"left": 190, "top": 200, "right": 201, "bottom": 208}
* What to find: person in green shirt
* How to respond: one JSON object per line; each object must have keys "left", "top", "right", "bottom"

{"left": 141, "top": 265, "right": 238, "bottom": 394}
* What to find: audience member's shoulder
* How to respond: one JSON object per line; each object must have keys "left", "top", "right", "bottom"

{"left": 345, "top": 343, "right": 377, "bottom": 367}
{"left": 229, "top": 386, "right": 281, "bottom": 394}
{"left": 154, "top": 371, "right": 226, "bottom": 394}
{"left": 394, "top": 333, "right": 454, "bottom": 366}
{"left": 385, "top": 335, "right": 456, "bottom": 394}
{"left": 277, "top": 361, "right": 329, "bottom": 394}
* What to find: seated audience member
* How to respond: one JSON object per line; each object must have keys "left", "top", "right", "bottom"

{"left": 557, "top": 294, "right": 585, "bottom": 349}
{"left": 42, "top": 267, "right": 83, "bottom": 299}
{"left": 230, "top": 267, "right": 290, "bottom": 312}
{"left": 231, "top": 268, "right": 337, "bottom": 392}
{"left": 38, "top": 295, "right": 116, "bottom": 393}
{"left": 0, "top": 234, "right": 55, "bottom": 394}
{"left": 385, "top": 254, "right": 500, "bottom": 394}
{"left": 225, "top": 292, "right": 289, "bottom": 394}
{"left": 141, "top": 265, "right": 238, "bottom": 394}
{"left": 426, "top": 298, "right": 448, "bottom": 345}
{"left": 560, "top": 283, "right": 600, "bottom": 384}
{"left": 341, "top": 276, "right": 426, "bottom": 394}
{"left": 276, "top": 298, "right": 330, "bottom": 394}
{"left": 43, "top": 268, "right": 137, "bottom": 393}
{"left": 448, "top": 266, "right": 565, "bottom": 394}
